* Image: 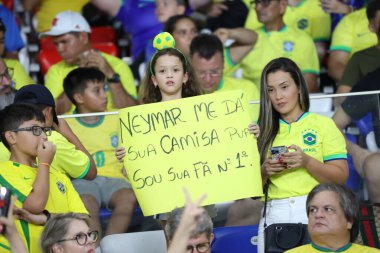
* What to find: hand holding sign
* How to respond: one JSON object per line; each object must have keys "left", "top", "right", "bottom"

{"left": 119, "top": 91, "right": 263, "bottom": 215}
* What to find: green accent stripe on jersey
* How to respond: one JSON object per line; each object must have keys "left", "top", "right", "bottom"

{"left": 0, "top": 175, "right": 27, "bottom": 202}
{"left": 20, "top": 220, "right": 30, "bottom": 252}
{"left": 76, "top": 114, "right": 105, "bottom": 128}
{"left": 324, "top": 154, "right": 347, "bottom": 161}
{"left": 311, "top": 242, "right": 352, "bottom": 252}
{"left": 218, "top": 79, "right": 225, "bottom": 91}
{"left": 314, "top": 37, "right": 330, "bottom": 42}
{"left": 224, "top": 47, "right": 236, "bottom": 67}
{"left": 298, "top": 112, "right": 310, "bottom": 121}
{"left": 293, "top": 0, "right": 305, "bottom": 8}
{"left": 330, "top": 46, "right": 352, "bottom": 53}
{"left": 77, "top": 160, "right": 91, "bottom": 179}
{"left": 302, "top": 69, "right": 320, "bottom": 75}
{"left": 0, "top": 243, "right": 11, "bottom": 251}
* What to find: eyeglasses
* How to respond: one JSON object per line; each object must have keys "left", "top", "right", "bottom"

{"left": 186, "top": 242, "right": 210, "bottom": 253}
{"left": 56, "top": 231, "right": 99, "bottom": 246}
{"left": 197, "top": 69, "right": 222, "bottom": 79}
{"left": 251, "top": 0, "right": 279, "bottom": 7}
{"left": 0, "top": 68, "right": 14, "bottom": 83}
{"left": 11, "top": 126, "right": 52, "bottom": 136}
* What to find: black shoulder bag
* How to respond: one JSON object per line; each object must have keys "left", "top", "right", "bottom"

{"left": 263, "top": 183, "right": 311, "bottom": 253}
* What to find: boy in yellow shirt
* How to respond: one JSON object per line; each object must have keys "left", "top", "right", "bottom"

{"left": 63, "top": 67, "right": 137, "bottom": 240}
{"left": 0, "top": 103, "right": 88, "bottom": 253}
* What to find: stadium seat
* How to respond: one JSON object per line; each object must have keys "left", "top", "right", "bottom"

{"left": 39, "top": 26, "right": 117, "bottom": 50}
{"left": 212, "top": 225, "right": 259, "bottom": 253}
{"left": 38, "top": 42, "right": 119, "bottom": 75}
{"left": 309, "top": 94, "right": 333, "bottom": 117}
{"left": 345, "top": 113, "right": 375, "bottom": 195}
{"left": 100, "top": 230, "right": 167, "bottom": 253}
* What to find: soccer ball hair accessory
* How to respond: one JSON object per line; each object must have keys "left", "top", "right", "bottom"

{"left": 153, "top": 32, "right": 176, "bottom": 50}
{"left": 149, "top": 32, "right": 188, "bottom": 76}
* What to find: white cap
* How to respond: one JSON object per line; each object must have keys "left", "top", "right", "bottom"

{"left": 39, "top": 11, "right": 91, "bottom": 37}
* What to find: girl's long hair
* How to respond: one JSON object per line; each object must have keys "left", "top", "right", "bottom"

{"left": 258, "top": 57, "right": 310, "bottom": 164}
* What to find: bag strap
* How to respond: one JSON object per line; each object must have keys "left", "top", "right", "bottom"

{"left": 359, "top": 203, "right": 380, "bottom": 248}
{"left": 263, "top": 182, "right": 269, "bottom": 230}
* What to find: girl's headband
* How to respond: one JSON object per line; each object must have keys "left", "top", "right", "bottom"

{"left": 149, "top": 32, "right": 188, "bottom": 76}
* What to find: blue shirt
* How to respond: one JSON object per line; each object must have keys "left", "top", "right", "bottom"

{"left": 0, "top": 4, "right": 25, "bottom": 52}
{"left": 116, "top": 0, "right": 163, "bottom": 60}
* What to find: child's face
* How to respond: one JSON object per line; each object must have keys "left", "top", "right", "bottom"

{"left": 151, "top": 54, "right": 188, "bottom": 101}
{"left": 9, "top": 119, "right": 47, "bottom": 157}
{"left": 77, "top": 81, "right": 108, "bottom": 113}
{"left": 172, "top": 18, "right": 198, "bottom": 56}
{"left": 155, "top": 0, "right": 185, "bottom": 23}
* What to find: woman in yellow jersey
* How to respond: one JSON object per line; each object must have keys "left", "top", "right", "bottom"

{"left": 256, "top": 57, "right": 348, "bottom": 253}
{"left": 40, "top": 213, "right": 97, "bottom": 253}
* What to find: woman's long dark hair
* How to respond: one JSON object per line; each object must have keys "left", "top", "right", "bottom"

{"left": 257, "top": 57, "right": 310, "bottom": 164}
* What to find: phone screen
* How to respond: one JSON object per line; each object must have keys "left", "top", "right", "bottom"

{"left": 270, "top": 146, "right": 288, "bottom": 161}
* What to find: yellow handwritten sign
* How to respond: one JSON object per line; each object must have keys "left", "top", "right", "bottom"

{"left": 119, "top": 91, "right": 263, "bottom": 216}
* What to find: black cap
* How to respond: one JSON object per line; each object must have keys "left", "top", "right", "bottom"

{"left": 14, "top": 84, "right": 59, "bottom": 125}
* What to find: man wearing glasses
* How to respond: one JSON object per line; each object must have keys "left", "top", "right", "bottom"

{"left": 0, "top": 58, "right": 15, "bottom": 110}
{"left": 214, "top": 0, "right": 320, "bottom": 93}
{"left": 244, "top": 0, "right": 331, "bottom": 62}
{"left": 0, "top": 19, "right": 35, "bottom": 91}
{"left": 190, "top": 34, "right": 260, "bottom": 105}
{"left": 165, "top": 207, "right": 214, "bottom": 253}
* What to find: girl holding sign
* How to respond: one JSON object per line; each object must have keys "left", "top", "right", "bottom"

{"left": 117, "top": 33, "right": 212, "bottom": 225}
{"left": 256, "top": 57, "right": 348, "bottom": 253}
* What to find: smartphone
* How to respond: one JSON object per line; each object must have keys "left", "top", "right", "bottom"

{"left": 0, "top": 187, "right": 11, "bottom": 234}
{"left": 270, "top": 146, "right": 288, "bottom": 161}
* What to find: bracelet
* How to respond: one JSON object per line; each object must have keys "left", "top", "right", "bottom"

{"left": 39, "top": 162, "right": 50, "bottom": 167}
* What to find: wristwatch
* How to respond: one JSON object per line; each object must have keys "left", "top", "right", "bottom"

{"left": 107, "top": 73, "right": 121, "bottom": 83}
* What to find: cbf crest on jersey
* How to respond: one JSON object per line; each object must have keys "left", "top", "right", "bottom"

{"left": 110, "top": 133, "right": 118, "bottom": 148}
{"left": 283, "top": 41, "right": 294, "bottom": 52}
{"left": 57, "top": 181, "right": 66, "bottom": 194}
{"left": 302, "top": 129, "right": 317, "bottom": 146}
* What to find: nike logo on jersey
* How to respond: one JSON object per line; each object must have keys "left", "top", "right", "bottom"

{"left": 357, "top": 32, "right": 370, "bottom": 37}
{"left": 23, "top": 177, "right": 32, "bottom": 180}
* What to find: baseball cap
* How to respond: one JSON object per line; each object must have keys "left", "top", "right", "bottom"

{"left": 39, "top": 11, "right": 91, "bottom": 38}
{"left": 14, "top": 84, "right": 59, "bottom": 125}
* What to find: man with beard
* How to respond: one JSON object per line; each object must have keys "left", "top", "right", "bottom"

{"left": 0, "top": 57, "right": 15, "bottom": 110}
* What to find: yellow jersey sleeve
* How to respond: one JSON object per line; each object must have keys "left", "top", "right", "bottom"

{"left": 321, "top": 117, "right": 347, "bottom": 161}
{"left": 44, "top": 61, "right": 73, "bottom": 100}
{"left": 49, "top": 131, "right": 91, "bottom": 179}
{"left": 330, "top": 8, "right": 377, "bottom": 55}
